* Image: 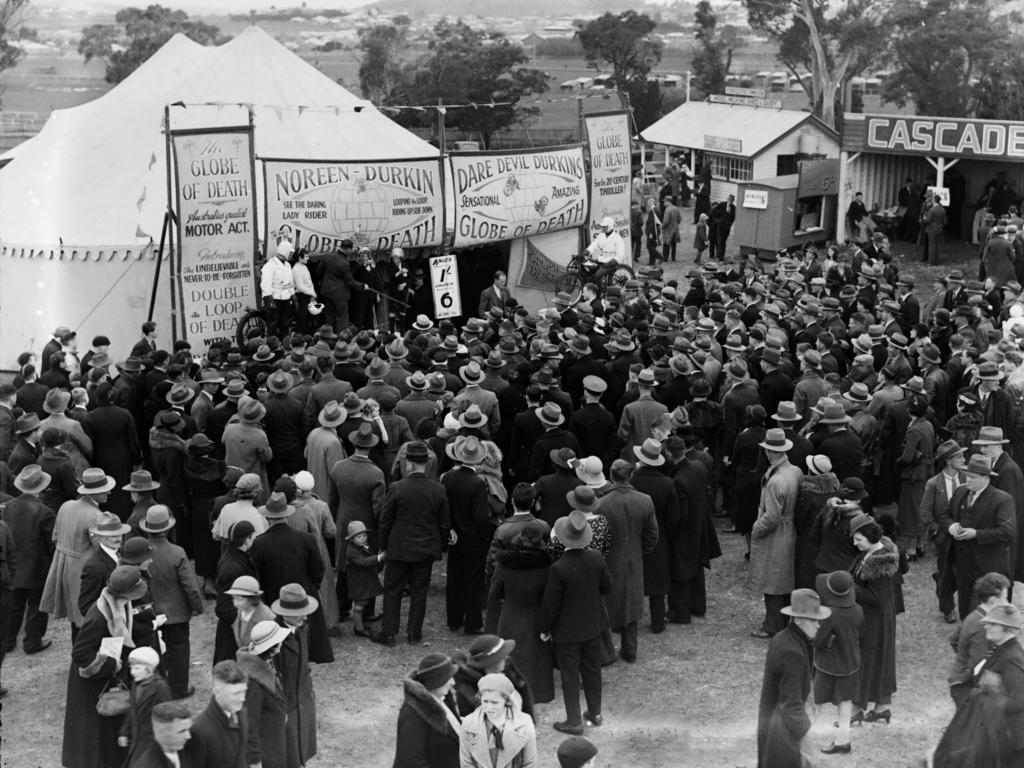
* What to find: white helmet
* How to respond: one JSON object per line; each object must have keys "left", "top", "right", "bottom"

{"left": 600, "top": 215, "right": 616, "bottom": 230}
{"left": 307, "top": 300, "right": 324, "bottom": 316}
{"left": 391, "top": 247, "right": 405, "bottom": 258}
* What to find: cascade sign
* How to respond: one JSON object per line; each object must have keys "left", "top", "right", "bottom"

{"left": 843, "top": 114, "right": 1024, "bottom": 162}
{"left": 263, "top": 158, "right": 444, "bottom": 258}
{"left": 450, "top": 146, "right": 588, "bottom": 247}
{"left": 171, "top": 128, "right": 258, "bottom": 348}
{"left": 585, "top": 111, "right": 632, "bottom": 253}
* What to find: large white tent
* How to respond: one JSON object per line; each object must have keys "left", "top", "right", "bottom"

{"left": 0, "top": 26, "right": 437, "bottom": 362}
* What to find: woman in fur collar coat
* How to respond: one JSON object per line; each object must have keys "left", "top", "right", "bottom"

{"left": 849, "top": 514, "right": 899, "bottom": 724}
{"left": 393, "top": 654, "right": 462, "bottom": 768}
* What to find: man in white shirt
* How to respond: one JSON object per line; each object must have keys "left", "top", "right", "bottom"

{"left": 260, "top": 240, "right": 296, "bottom": 338}
{"left": 587, "top": 216, "right": 627, "bottom": 285}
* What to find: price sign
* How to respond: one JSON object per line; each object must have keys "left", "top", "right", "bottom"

{"left": 927, "top": 185, "right": 950, "bottom": 206}
{"left": 430, "top": 254, "right": 462, "bottom": 319}
{"left": 743, "top": 189, "right": 769, "bottom": 209}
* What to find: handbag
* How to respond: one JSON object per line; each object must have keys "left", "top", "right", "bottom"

{"left": 96, "top": 678, "right": 131, "bottom": 717}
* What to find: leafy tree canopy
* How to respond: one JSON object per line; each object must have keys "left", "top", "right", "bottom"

{"left": 77, "top": 4, "right": 223, "bottom": 84}
{"left": 0, "top": 0, "right": 30, "bottom": 101}
{"left": 357, "top": 14, "right": 410, "bottom": 105}
{"left": 691, "top": 0, "right": 744, "bottom": 98}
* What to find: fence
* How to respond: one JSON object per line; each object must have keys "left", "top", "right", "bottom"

{"left": 0, "top": 111, "right": 45, "bottom": 154}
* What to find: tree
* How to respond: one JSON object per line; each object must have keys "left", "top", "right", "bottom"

{"left": 77, "top": 4, "right": 222, "bottom": 84}
{"left": 974, "top": 43, "right": 1024, "bottom": 121}
{"left": 743, "top": 0, "right": 885, "bottom": 128}
{"left": 398, "top": 19, "right": 549, "bottom": 148}
{"left": 691, "top": 0, "right": 744, "bottom": 97}
{"left": 0, "top": 0, "right": 30, "bottom": 101}
{"left": 881, "top": 0, "right": 1014, "bottom": 117}
{"left": 357, "top": 15, "right": 410, "bottom": 105}
{"left": 575, "top": 10, "right": 664, "bottom": 113}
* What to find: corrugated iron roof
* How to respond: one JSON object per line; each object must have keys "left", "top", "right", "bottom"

{"left": 639, "top": 100, "right": 836, "bottom": 158}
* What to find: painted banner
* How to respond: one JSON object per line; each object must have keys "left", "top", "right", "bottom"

{"left": 843, "top": 113, "right": 1024, "bottom": 162}
{"left": 263, "top": 158, "right": 444, "bottom": 257}
{"left": 584, "top": 111, "right": 632, "bottom": 253}
{"left": 171, "top": 128, "right": 258, "bottom": 348}
{"left": 450, "top": 146, "right": 588, "bottom": 247}
{"left": 517, "top": 236, "right": 567, "bottom": 290}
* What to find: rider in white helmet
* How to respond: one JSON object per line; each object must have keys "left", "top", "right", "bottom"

{"left": 587, "top": 215, "right": 626, "bottom": 284}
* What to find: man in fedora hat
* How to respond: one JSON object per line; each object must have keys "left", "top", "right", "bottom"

{"left": 206, "top": 377, "right": 248, "bottom": 457}
{"left": 539, "top": 509, "right": 613, "bottom": 735}
{"left": 7, "top": 412, "right": 42, "bottom": 475}
{"left": 3, "top": 465, "right": 56, "bottom": 654}
{"left": 263, "top": 370, "right": 308, "bottom": 483}
{"left": 124, "top": 470, "right": 161, "bottom": 538}
{"left": 77, "top": 511, "right": 131, "bottom": 618}
{"left": 529, "top": 403, "right": 581, "bottom": 483}
{"left": 304, "top": 402, "right": 346, "bottom": 502}
{"left": 328, "top": 422, "right": 385, "bottom": 622}
{"left": 379, "top": 440, "right": 451, "bottom": 646}
{"left": 759, "top": 349, "right": 795, "bottom": 424}
{"left": 918, "top": 343, "right": 951, "bottom": 424}
{"left": 306, "top": 356, "right": 354, "bottom": 425}
{"left": 751, "top": 429, "right": 803, "bottom": 638}
{"left": 817, "top": 403, "right": 864, "bottom": 491}
{"left": 973, "top": 426, "right": 1024, "bottom": 582}
{"left": 452, "top": 362, "right": 500, "bottom": 442}
{"left": 532, "top": 448, "right": 584, "bottom": 528}
{"left": 568, "top": 376, "right": 616, "bottom": 469}
{"left": 395, "top": 371, "right": 440, "bottom": 437}
{"left": 974, "top": 361, "right": 1016, "bottom": 441}
{"left": 757, "top": 588, "right": 830, "bottom": 767}
{"left": 223, "top": 398, "right": 273, "bottom": 491}
{"left": 601, "top": 460, "right": 659, "bottom": 656}
{"left": 617, "top": 369, "right": 666, "bottom": 463}
{"left": 921, "top": 440, "right": 967, "bottom": 623}
{"left": 442, "top": 437, "right": 494, "bottom": 636}
{"left": 40, "top": 467, "right": 115, "bottom": 635}
{"left": 357, "top": 358, "right": 401, "bottom": 407}
{"left": 191, "top": 369, "right": 225, "bottom": 435}
{"left": 938, "top": 454, "right": 1016, "bottom": 620}
{"left": 508, "top": 385, "right": 547, "bottom": 481}
{"left": 141, "top": 504, "right": 204, "bottom": 698}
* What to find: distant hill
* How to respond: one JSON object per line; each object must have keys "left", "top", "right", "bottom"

{"left": 365, "top": 0, "right": 637, "bottom": 17}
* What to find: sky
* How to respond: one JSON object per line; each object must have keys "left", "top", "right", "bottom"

{"left": 43, "top": 0, "right": 372, "bottom": 13}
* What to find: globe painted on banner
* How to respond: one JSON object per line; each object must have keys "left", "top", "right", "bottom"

{"left": 503, "top": 174, "right": 551, "bottom": 225}
{"left": 329, "top": 181, "right": 389, "bottom": 246}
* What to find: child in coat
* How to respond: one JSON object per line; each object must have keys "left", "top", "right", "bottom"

{"left": 118, "top": 646, "right": 172, "bottom": 766}
{"left": 813, "top": 570, "right": 865, "bottom": 755}
{"left": 345, "top": 520, "right": 384, "bottom": 639}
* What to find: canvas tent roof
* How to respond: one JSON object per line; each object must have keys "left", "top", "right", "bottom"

{"left": 639, "top": 100, "right": 835, "bottom": 159}
{"left": 0, "top": 26, "right": 438, "bottom": 255}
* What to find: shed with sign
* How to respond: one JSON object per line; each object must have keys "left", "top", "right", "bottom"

{"left": 838, "top": 113, "right": 1024, "bottom": 245}
{"left": 732, "top": 159, "right": 840, "bottom": 254}
{"left": 638, "top": 100, "right": 840, "bottom": 203}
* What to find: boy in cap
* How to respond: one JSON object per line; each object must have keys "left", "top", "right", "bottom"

{"left": 557, "top": 735, "right": 598, "bottom": 768}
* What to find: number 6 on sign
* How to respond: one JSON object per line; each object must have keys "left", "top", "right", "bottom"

{"left": 430, "top": 254, "right": 463, "bottom": 319}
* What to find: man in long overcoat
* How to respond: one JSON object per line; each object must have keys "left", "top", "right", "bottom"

{"left": 668, "top": 439, "right": 714, "bottom": 622}
{"left": 757, "top": 589, "right": 828, "bottom": 768}
{"left": 600, "top": 460, "right": 658, "bottom": 662}
{"left": 82, "top": 384, "right": 140, "bottom": 521}
{"left": 629, "top": 443, "right": 679, "bottom": 636}
{"left": 973, "top": 427, "right": 1024, "bottom": 583}
{"left": 919, "top": 440, "right": 965, "bottom": 622}
{"left": 327, "top": 423, "right": 385, "bottom": 617}
{"left": 750, "top": 429, "right": 803, "bottom": 638}
{"left": 263, "top": 371, "right": 309, "bottom": 483}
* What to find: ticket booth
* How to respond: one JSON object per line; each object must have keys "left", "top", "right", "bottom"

{"left": 733, "top": 159, "right": 839, "bottom": 253}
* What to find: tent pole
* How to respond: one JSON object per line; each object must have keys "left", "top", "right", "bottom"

{"left": 147, "top": 210, "right": 171, "bottom": 321}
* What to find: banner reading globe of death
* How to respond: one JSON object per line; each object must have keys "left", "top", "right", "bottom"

{"left": 262, "top": 158, "right": 444, "bottom": 258}
{"left": 450, "top": 146, "right": 589, "bottom": 247}
{"left": 171, "top": 128, "right": 259, "bottom": 348}
{"left": 584, "top": 111, "right": 632, "bottom": 254}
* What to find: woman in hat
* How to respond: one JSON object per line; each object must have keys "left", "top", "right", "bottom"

{"left": 290, "top": 470, "right": 340, "bottom": 628}
{"left": 730, "top": 404, "right": 768, "bottom": 556}
{"left": 848, "top": 514, "right": 899, "bottom": 725}
{"left": 810, "top": 481, "right": 867, "bottom": 576}
{"left": 459, "top": 672, "right": 537, "bottom": 768}
{"left": 62, "top": 565, "right": 148, "bottom": 768}
{"left": 550, "top": 487, "right": 610, "bottom": 560}
{"left": 485, "top": 521, "right": 555, "bottom": 707}
{"left": 149, "top": 411, "right": 191, "bottom": 555}
{"left": 793, "top": 456, "right": 840, "bottom": 590}
{"left": 394, "top": 653, "right": 462, "bottom": 767}
{"left": 236, "top": 620, "right": 291, "bottom": 768}
{"left": 223, "top": 575, "right": 275, "bottom": 658}
{"left": 946, "top": 388, "right": 984, "bottom": 452}
{"left": 212, "top": 522, "right": 259, "bottom": 664}
{"left": 40, "top": 468, "right": 116, "bottom": 632}
{"left": 813, "top": 571, "right": 864, "bottom": 755}
{"left": 272, "top": 583, "right": 320, "bottom": 768}
{"left": 212, "top": 473, "right": 269, "bottom": 544}
{"left": 453, "top": 633, "right": 536, "bottom": 721}
{"left": 184, "top": 433, "right": 226, "bottom": 597}
{"left": 934, "top": 603, "right": 1024, "bottom": 767}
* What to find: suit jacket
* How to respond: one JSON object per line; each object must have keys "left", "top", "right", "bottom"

{"left": 978, "top": 388, "right": 1016, "bottom": 438}
{"left": 938, "top": 484, "right": 1016, "bottom": 578}
{"left": 537, "top": 548, "right": 612, "bottom": 643}
{"left": 442, "top": 466, "right": 492, "bottom": 551}
{"left": 248, "top": 521, "right": 325, "bottom": 605}
{"left": 477, "top": 284, "right": 511, "bottom": 316}
{"left": 263, "top": 393, "right": 309, "bottom": 465}
{"left": 758, "top": 370, "right": 795, "bottom": 421}
{"left": 185, "top": 697, "right": 248, "bottom": 768}
{"left": 77, "top": 546, "right": 118, "bottom": 617}
{"left": 527, "top": 428, "right": 581, "bottom": 482}
{"left": 128, "top": 744, "right": 190, "bottom": 768}
{"left": 568, "top": 402, "right": 617, "bottom": 468}
{"left": 509, "top": 409, "right": 546, "bottom": 479}
{"left": 817, "top": 429, "right": 864, "bottom": 487}
{"left": 7, "top": 438, "right": 38, "bottom": 475}
{"left": 190, "top": 392, "right": 216, "bottom": 435}
{"left": 992, "top": 452, "right": 1024, "bottom": 580}
{"left": 148, "top": 534, "right": 204, "bottom": 624}
{"left": 305, "top": 375, "right": 353, "bottom": 422}
{"left": 922, "top": 470, "right": 964, "bottom": 559}
{"left": 319, "top": 252, "right": 361, "bottom": 303}
{"left": 380, "top": 472, "right": 451, "bottom": 562}
{"left": 896, "top": 416, "right": 935, "bottom": 481}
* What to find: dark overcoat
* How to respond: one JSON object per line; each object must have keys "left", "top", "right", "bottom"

{"left": 249, "top": 523, "right": 332, "bottom": 664}
{"left": 568, "top": 402, "right": 617, "bottom": 468}
{"left": 991, "top": 453, "right": 1024, "bottom": 581}
{"left": 484, "top": 546, "right": 555, "bottom": 704}
{"left": 599, "top": 482, "right": 658, "bottom": 624}
{"left": 631, "top": 465, "right": 679, "bottom": 596}
{"left": 78, "top": 547, "right": 118, "bottom": 617}
{"left": 184, "top": 696, "right": 249, "bottom": 768}
{"left": 2, "top": 493, "right": 55, "bottom": 588}
{"left": 537, "top": 548, "right": 612, "bottom": 643}
{"left": 236, "top": 652, "right": 288, "bottom": 768}
{"left": 392, "top": 674, "right": 461, "bottom": 768}
{"left": 757, "top": 624, "right": 813, "bottom": 768}
{"left": 380, "top": 473, "right": 451, "bottom": 562}
{"left": 213, "top": 545, "right": 257, "bottom": 664}
{"left": 276, "top": 624, "right": 317, "bottom": 768}
{"left": 792, "top": 474, "right": 840, "bottom": 590}
{"left": 531, "top": 469, "right": 582, "bottom": 527}
{"left": 84, "top": 404, "right": 141, "bottom": 520}
{"left": 851, "top": 537, "right": 899, "bottom": 705}
{"left": 671, "top": 457, "right": 713, "bottom": 580}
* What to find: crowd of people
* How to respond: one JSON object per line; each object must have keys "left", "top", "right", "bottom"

{"left": 7, "top": 212, "right": 1024, "bottom": 766}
